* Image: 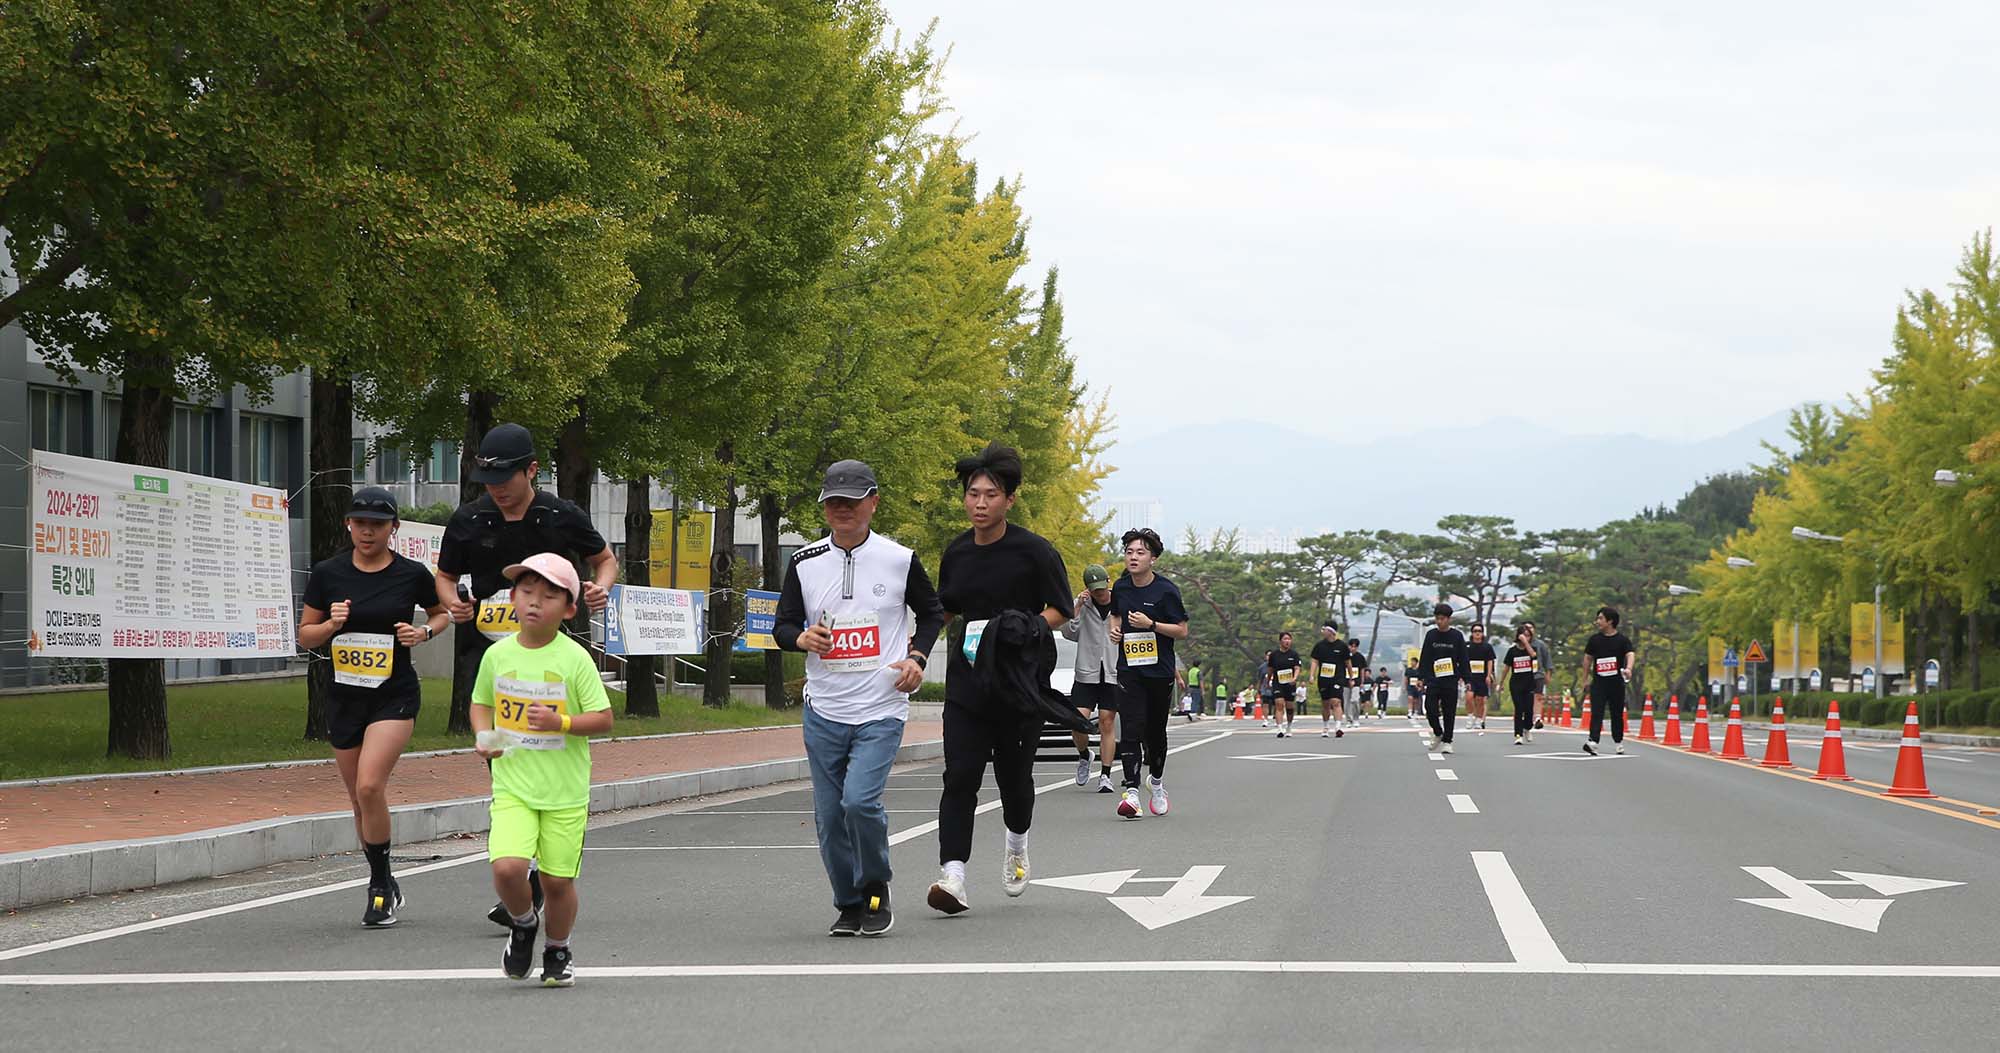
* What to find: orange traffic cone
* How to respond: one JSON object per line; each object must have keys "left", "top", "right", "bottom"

{"left": 1639, "top": 694, "right": 1656, "bottom": 741}
{"left": 1759, "top": 696, "right": 1793, "bottom": 768}
{"left": 1811, "top": 699, "right": 1853, "bottom": 781}
{"left": 1719, "top": 698, "right": 1747, "bottom": 759}
{"left": 1580, "top": 697, "right": 1592, "bottom": 732}
{"left": 1885, "top": 700, "right": 1937, "bottom": 798}
{"left": 1688, "top": 699, "right": 1712, "bottom": 753}
{"left": 1663, "top": 695, "right": 1683, "bottom": 746}
{"left": 1560, "top": 698, "right": 1572, "bottom": 727}
{"left": 1253, "top": 699, "right": 1265, "bottom": 722}
{"left": 1232, "top": 698, "right": 1244, "bottom": 720}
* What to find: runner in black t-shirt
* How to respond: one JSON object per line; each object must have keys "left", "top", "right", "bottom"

{"left": 437, "top": 423, "right": 618, "bottom": 929}
{"left": 1265, "top": 632, "right": 1303, "bottom": 737}
{"left": 1344, "top": 638, "right": 1368, "bottom": 725}
{"left": 1310, "top": 623, "right": 1346, "bottom": 738}
{"left": 1418, "top": 603, "right": 1469, "bottom": 753}
{"left": 298, "top": 488, "right": 449, "bottom": 927}
{"left": 1108, "top": 527, "right": 1189, "bottom": 819}
{"left": 1374, "top": 668, "right": 1392, "bottom": 716}
{"left": 928, "top": 444, "right": 1072, "bottom": 915}
{"left": 1582, "top": 606, "right": 1637, "bottom": 755}
{"left": 1500, "top": 626, "right": 1540, "bottom": 745}
{"left": 1405, "top": 658, "right": 1425, "bottom": 722}
{"left": 1465, "top": 624, "right": 1497, "bottom": 733}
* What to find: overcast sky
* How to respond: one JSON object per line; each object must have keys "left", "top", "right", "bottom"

{"left": 880, "top": 1, "right": 2000, "bottom": 443}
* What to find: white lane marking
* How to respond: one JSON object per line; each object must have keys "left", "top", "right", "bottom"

{"left": 1427, "top": 753, "right": 1444, "bottom": 761}
{"left": 680, "top": 810, "right": 933, "bottom": 814}
{"left": 12, "top": 961, "right": 2000, "bottom": 985}
{"left": 1447, "top": 794, "right": 1479, "bottom": 814}
{"left": 0, "top": 852, "right": 488, "bottom": 964}
{"left": 1470, "top": 851, "right": 1567, "bottom": 966}
{"left": 1436, "top": 769, "right": 1459, "bottom": 781}
{"left": 885, "top": 731, "right": 1232, "bottom": 847}
{"left": 586, "top": 845, "right": 815, "bottom": 851}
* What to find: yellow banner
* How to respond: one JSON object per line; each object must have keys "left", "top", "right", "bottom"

{"left": 1771, "top": 621, "right": 1819, "bottom": 679}
{"left": 648, "top": 510, "right": 713, "bottom": 591}
{"left": 1708, "top": 636, "right": 1727, "bottom": 684}
{"left": 1849, "top": 603, "right": 1906, "bottom": 675}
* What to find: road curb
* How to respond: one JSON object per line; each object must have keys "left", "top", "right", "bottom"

{"left": 0, "top": 737, "right": 943, "bottom": 912}
{"left": 1736, "top": 720, "right": 2000, "bottom": 748}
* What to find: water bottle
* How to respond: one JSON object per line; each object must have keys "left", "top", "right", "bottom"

{"left": 476, "top": 729, "right": 514, "bottom": 755}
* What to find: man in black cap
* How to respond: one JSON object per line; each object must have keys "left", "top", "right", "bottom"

{"left": 775, "top": 459, "right": 944, "bottom": 938}
{"left": 435, "top": 422, "right": 617, "bottom": 927}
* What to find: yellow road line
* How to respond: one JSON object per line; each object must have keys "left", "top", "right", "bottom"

{"left": 1633, "top": 738, "right": 2000, "bottom": 833}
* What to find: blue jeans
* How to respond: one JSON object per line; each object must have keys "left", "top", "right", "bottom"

{"left": 803, "top": 705, "right": 905, "bottom": 909}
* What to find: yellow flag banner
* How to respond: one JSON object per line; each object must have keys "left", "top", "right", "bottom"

{"left": 1708, "top": 636, "right": 1728, "bottom": 684}
{"left": 1848, "top": 603, "right": 1906, "bottom": 675}
{"left": 648, "top": 510, "right": 713, "bottom": 591}
{"left": 1770, "top": 621, "right": 1820, "bottom": 679}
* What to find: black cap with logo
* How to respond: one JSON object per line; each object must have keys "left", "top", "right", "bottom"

{"left": 348, "top": 486, "right": 400, "bottom": 521}
{"left": 818, "top": 459, "right": 879, "bottom": 502}
{"left": 470, "top": 423, "right": 536, "bottom": 484}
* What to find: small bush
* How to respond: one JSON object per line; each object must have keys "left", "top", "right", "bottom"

{"left": 1986, "top": 696, "right": 2000, "bottom": 729}
{"left": 1860, "top": 698, "right": 1889, "bottom": 726}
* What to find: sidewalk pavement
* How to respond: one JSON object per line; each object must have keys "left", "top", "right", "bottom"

{"left": 0, "top": 719, "right": 942, "bottom": 912}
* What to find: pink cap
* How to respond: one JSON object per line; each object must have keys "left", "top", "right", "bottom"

{"left": 502, "top": 553, "right": 581, "bottom": 605}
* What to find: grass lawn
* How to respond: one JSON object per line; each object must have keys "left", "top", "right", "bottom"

{"left": 0, "top": 677, "right": 800, "bottom": 781}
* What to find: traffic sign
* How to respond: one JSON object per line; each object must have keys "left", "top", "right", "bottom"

{"left": 1744, "top": 640, "right": 1768, "bottom": 664}
{"left": 1722, "top": 647, "right": 1738, "bottom": 668}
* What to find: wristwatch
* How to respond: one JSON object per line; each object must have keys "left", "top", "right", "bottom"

{"left": 908, "top": 652, "right": 927, "bottom": 669}
{"left": 423, "top": 624, "right": 435, "bottom": 641}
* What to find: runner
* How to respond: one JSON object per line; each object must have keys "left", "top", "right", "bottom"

{"left": 1404, "top": 656, "right": 1425, "bottom": 724}
{"left": 1062, "top": 563, "right": 1120, "bottom": 793}
{"left": 1500, "top": 625, "right": 1539, "bottom": 745}
{"left": 774, "top": 460, "right": 945, "bottom": 938}
{"left": 1257, "top": 655, "right": 1275, "bottom": 727}
{"left": 437, "top": 422, "right": 617, "bottom": 929}
{"left": 1265, "top": 631, "right": 1303, "bottom": 737}
{"left": 1310, "top": 622, "right": 1346, "bottom": 738}
{"left": 469, "top": 554, "right": 614, "bottom": 986}
{"left": 1183, "top": 659, "right": 1204, "bottom": 722}
{"left": 1107, "top": 527, "right": 1189, "bottom": 819}
{"left": 1374, "top": 667, "right": 1391, "bottom": 716}
{"left": 1582, "top": 606, "right": 1636, "bottom": 755}
{"left": 1344, "top": 637, "right": 1368, "bottom": 726}
{"left": 929, "top": 444, "right": 1073, "bottom": 914}
{"left": 1418, "top": 603, "right": 1467, "bottom": 754}
{"left": 296, "top": 487, "right": 450, "bottom": 927}
{"left": 1465, "top": 623, "right": 1496, "bottom": 733}
{"left": 1522, "top": 620, "right": 1554, "bottom": 730}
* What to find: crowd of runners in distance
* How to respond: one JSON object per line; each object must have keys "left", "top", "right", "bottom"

{"left": 296, "top": 423, "right": 1641, "bottom": 983}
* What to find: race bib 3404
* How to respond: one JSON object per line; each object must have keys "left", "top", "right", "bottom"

{"left": 820, "top": 611, "right": 885, "bottom": 673}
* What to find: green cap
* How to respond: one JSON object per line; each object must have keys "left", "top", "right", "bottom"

{"left": 1083, "top": 564, "right": 1111, "bottom": 588}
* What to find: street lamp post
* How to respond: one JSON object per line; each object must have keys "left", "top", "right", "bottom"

{"left": 1792, "top": 526, "right": 1884, "bottom": 699}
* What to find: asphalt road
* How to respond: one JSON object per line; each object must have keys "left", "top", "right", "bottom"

{"left": 5, "top": 713, "right": 1999, "bottom": 1051}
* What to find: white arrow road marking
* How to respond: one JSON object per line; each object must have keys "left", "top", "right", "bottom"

{"left": 1032, "top": 869, "right": 1140, "bottom": 894}
{"left": 1738, "top": 867, "right": 1892, "bottom": 932}
{"left": 1107, "top": 865, "right": 1253, "bottom": 931}
{"left": 1828, "top": 871, "right": 1966, "bottom": 897}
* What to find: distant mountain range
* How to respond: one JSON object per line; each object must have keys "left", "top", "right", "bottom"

{"left": 1102, "top": 408, "right": 1797, "bottom": 541}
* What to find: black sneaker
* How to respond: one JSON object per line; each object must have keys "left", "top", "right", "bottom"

{"left": 540, "top": 945, "right": 575, "bottom": 987}
{"left": 1534, "top": 718, "right": 1545, "bottom": 730}
{"left": 486, "top": 868, "right": 546, "bottom": 929}
{"left": 362, "top": 884, "right": 399, "bottom": 928}
{"left": 828, "top": 907, "right": 862, "bottom": 937}
{"left": 1582, "top": 741, "right": 1597, "bottom": 756}
{"left": 503, "top": 919, "right": 539, "bottom": 980}
{"left": 860, "top": 885, "right": 893, "bottom": 938}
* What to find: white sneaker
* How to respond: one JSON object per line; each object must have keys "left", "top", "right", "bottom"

{"left": 1097, "top": 773, "right": 1116, "bottom": 794}
{"left": 1117, "top": 788, "right": 1143, "bottom": 820}
{"left": 1321, "top": 728, "right": 1329, "bottom": 738}
{"left": 927, "top": 871, "right": 969, "bottom": 915}
{"left": 1149, "top": 779, "right": 1170, "bottom": 816}
{"left": 1615, "top": 743, "right": 1626, "bottom": 755}
{"left": 1525, "top": 732, "right": 1533, "bottom": 743}
{"left": 1514, "top": 735, "right": 1523, "bottom": 746}
{"left": 1001, "top": 852, "right": 1030, "bottom": 897}
{"left": 1261, "top": 718, "right": 1270, "bottom": 727}
{"left": 1075, "top": 755, "right": 1091, "bottom": 786}
{"left": 1442, "top": 742, "right": 1454, "bottom": 754}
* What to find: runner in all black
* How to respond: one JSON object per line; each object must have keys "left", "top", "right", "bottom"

{"left": 1523, "top": 620, "right": 1554, "bottom": 730}
{"left": 1464, "top": 623, "right": 1496, "bottom": 734}
{"left": 1418, "top": 603, "right": 1468, "bottom": 754}
{"left": 1374, "top": 667, "right": 1391, "bottom": 716}
{"left": 928, "top": 444, "right": 1072, "bottom": 914}
{"left": 1405, "top": 657, "right": 1425, "bottom": 724}
{"left": 1500, "top": 625, "right": 1540, "bottom": 745}
{"left": 1310, "top": 622, "right": 1347, "bottom": 738}
{"left": 1108, "top": 527, "right": 1189, "bottom": 819}
{"left": 1265, "top": 632, "right": 1303, "bottom": 738}
{"left": 1345, "top": 637, "right": 1369, "bottom": 726}
{"left": 297, "top": 487, "right": 450, "bottom": 927}
{"left": 1582, "top": 606, "right": 1636, "bottom": 755}
{"left": 436, "top": 423, "right": 618, "bottom": 929}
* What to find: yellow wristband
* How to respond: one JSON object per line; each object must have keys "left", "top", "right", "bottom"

{"left": 560, "top": 713, "right": 572, "bottom": 735}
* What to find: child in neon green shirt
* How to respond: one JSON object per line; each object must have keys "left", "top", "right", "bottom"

{"left": 472, "top": 553, "right": 613, "bottom": 986}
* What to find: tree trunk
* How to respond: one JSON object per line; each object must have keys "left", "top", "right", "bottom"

{"left": 555, "top": 401, "right": 595, "bottom": 641}
{"left": 1937, "top": 600, "right": 1956, "bottom": 692}
{"left": 760, "top": 493, "right": 786, "bottom": 709}
{"left": 1970, "top": 607, "right": 1983, "bottom": 692}
{"left": 702, "top": 448, "right": 738, "bottom": 708}
{"left": 303, "top": 369, "right": 353, "bottom": 741}
{"left": 448, "top": 390, "right": 499, "bottom": 735}
{"left": 106, "top": 363, "right": 174, "bottom": 760}
{"left": 622, "top": 477, "right": 659, "bottom": 717}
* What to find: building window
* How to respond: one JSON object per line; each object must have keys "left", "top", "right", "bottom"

{"left": 169, "top": 405, "right": 219, "bottom": 476}
{"left": 28, "top": 386, "right": 89, "bottom": 455}
{"left": 351, "top": 439, "right": 369, "bottom": 482}
{"left": 425, "top": 440, "right": 460, "bottom": 484}
{"left": 374, "top": 443, "right": 409, "bottom": 484}
{"left": 239, "top": 413, "right": 296, "bottom": 491}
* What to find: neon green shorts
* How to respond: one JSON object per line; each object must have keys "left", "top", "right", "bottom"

{"left": 488, "top": 793, "right": 587, "bottom": 879}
